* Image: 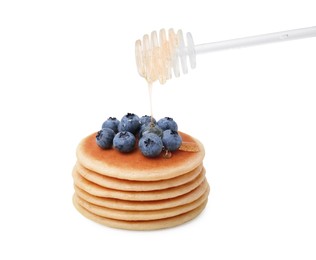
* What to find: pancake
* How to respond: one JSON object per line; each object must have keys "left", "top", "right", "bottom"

{"left": 72, "top": 168, "right": 206, "bottom": 201}
{"left": 73, "top": 130, "right": 209, "bottom": 230}
{"left": 74, "top": 180, "right": 209, "bottom": 211}
{"left": 74, "top": 187, "right": 209, "bottom": 221}
{"left": 73, "top": 196, "right": 208, "bottom": 231}
{"left": 76, "top": 131, "right": 205, "bottom": 181}
{"left": 75, "top": 162, "right": 203, "bottom": 191}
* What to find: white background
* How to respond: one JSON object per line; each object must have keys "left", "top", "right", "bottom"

{"left": 0, "top": 1, "right": 315, "bottom": 259}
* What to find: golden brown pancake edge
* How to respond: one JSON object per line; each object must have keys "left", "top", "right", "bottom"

{"left": 76, "top": 131, "right": 205, "bottom": 181}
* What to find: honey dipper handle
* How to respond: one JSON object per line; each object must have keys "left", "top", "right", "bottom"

{"left": 195, "top": 26, "right": 316, "bottom": 55}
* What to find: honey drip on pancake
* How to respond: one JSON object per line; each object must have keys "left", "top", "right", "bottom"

{"left": 136, "top": 30, "right": 199, "bottom": 153}
{"left": 135, "top": 30, "right": 179, "bottom": 125}
{"left": 148, "top": 82, "right": 154, "bottom": 124}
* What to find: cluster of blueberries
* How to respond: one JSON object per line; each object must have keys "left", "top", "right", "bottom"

{"left": 96, "top": 113, "right": 182, "bottom": 158}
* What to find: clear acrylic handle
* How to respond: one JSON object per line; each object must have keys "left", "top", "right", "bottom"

{"left": 195, "top": 26, "right": 316, "bottom": 54}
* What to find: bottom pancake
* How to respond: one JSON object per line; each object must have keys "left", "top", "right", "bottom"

{"left": 73, "top": 195, "right": 208, "bottom": 231}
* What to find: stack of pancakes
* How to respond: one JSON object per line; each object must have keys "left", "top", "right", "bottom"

{"left": 72, "top": 131, "right": 209, "bottom": 230}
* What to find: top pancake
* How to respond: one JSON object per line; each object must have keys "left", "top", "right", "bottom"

{"left": 76, "top": 131, "right": 205, "bottom": 181}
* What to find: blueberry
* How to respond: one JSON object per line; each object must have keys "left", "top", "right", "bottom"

{"left": 96, "top": 128, "right": 115, "bottom": 149}
{"left": 139, "top": 123, "right": 163, "bottom": 138}
{"left": 102, "top": 117, "right": 120, "bottom": 133}
{"left": 162, "top": 130, "right": 182, "bottom": 151}
{"left": 157, "top": 117, "right": 178, "bottom": 131}
{"left": 113, "top": 131, "right": 136, "bottom": 153}
{"left": 118, "top": 113, "right": 141, "bottom": 135}
{"left": 138, "top": 133, "right": 163, "bottom": 157}
{"left": 139, "top": 115, "right": 156, "bottom": 126}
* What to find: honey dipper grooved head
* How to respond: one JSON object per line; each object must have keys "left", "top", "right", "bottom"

{"left": 135, "top": 29, "right": 196, "bottom": 84}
